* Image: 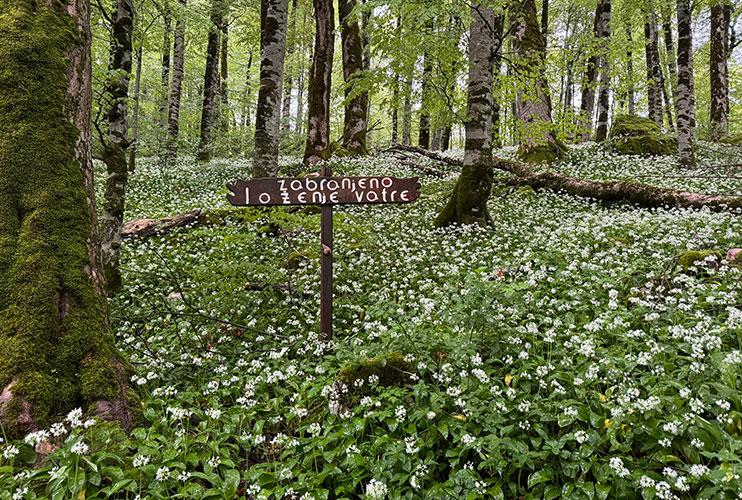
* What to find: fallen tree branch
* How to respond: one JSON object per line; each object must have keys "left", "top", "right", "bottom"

{"left": 398, "top": 160, "right": 453, "bottom": 178}
{"left": 122, "top": 209, "right": 202, "bottom": 239}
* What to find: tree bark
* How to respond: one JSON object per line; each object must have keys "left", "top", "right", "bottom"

{"left": 511, "top": 0, "right": 565, "bottom": 163}
{"left": 281, "top": 0, "right": 298, "bottom": 132}
{"left": 402, "top": 76, "right": 412, "bottom": 145}
{"left": 217, "top": 19, "right": 230, "bottom": 137}
{"left": 196, "top": 2, "right": 223, "bottom": 162}
{"left": 167, "top": 0, "right": 187, "bottom": 161}
{"left": 434, "top": 4, "right": 496, "bottom": 228}
{"left": 579, "top": 1, "right": 602, "bottom": 142}
{"left": 492, "top": 13, "right": 504, "bottom": 148}
{"left": 645, "top": 0, "right": 663, "bottom": 128}
{"left": 253, "top": 0, "right": 290, "bottom": 176}
{"left": 594, "top": 0, "right": 612, "bottom": 142}
{"left": 101, "top": 0, "right": 134, "bottom": 296}
{"left": 295, "top": 7, "right": 308, "bottom": 135}
{"left": 709, "top": 0, "right": 730, "bottom": 140}
{"left": 159, "top": 8, "right": 171, "bottom": 129}
{"left": 418, "top": 45, "right": 433, "bottom": 149}
{"left": 662, "top": 4, "right": 678, "bottom": 117}
{"left": 303, "top": 0, "right": 334, "bottom": 165}
{"left": 339, "top": 0, "right": 369, "bottom": 155}
{"left": 128, "top": 45, "right": 143, "bottom": 171}
{"left": 0, "top": 0, "right": 137, "bottom": 439}
{"left": 676, "top": 0, "right": 695, "bottom": 166}
{"left": 626, "top": 22, "right": 635, "bottom": 115}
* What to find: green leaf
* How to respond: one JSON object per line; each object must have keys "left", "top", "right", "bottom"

{"left": 17, "top": 444, "right": 36, "bottom": 464}
{"left": 222, "top": 469, "right": 240, "bottom": 498}
{"left": 528, "top": 470, "right": 553, "bottom": 488}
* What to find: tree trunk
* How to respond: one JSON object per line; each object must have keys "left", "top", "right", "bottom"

{"left": 0, "top": 0, "right": 137, "bottom": 439}
{"left": 402, "top": 77, "right": 412, "bottom": 145}
{"left": 241, "top": 51, "right": 253, "bottom": 130}
{"left": 418, "top": 46, "right": 432, "bottom": 149}
{"left": 303, "top": 0, "right": 334, "bottom": 165}
{"left": 441, "top": 126, "right": 452, "bottom": 151}
{"left": 217, "top": 20, "right": 230, "bottom": 137}
{"left": 626, "top": 22, "right": 635, "bottom": 115}
{"left": 676, "top": 0, "right": 695, "bottom": 166}
{"left": 101, "top": 0, "right": 134, "bottom": 296}
{"left": 645, "top": 0, "right": 663, "bottom": 128}
{"left": 709, "top": 0, "right": 729, "bottom": 140}
{"left": 512, "top": 0, "right": 565, "bottom": 163}
{"left": 159, "top": 8, "right": 171, "bottom": 130}
{"left": 295, "top": 7, "right": 308, "bottom": 135}
{"left": 659, "top": 61, "right": 675, "bottom": 132}
{"left": 662, "top": 5, "right": 678, "bottom": 117}
{"left": 434, "top": 4, "right": 496, "bottom": 228}
{"left": 167, "top": 0, "right": 187, "bottom": 160}
{"left": 128, "top": 46, "right": 142, "bottom": 171}
{"left": 541, "top": 0, "right": 549, "bottom": 45}
{"left": 281, "top": 0, "right": 298, "bottom": 132}
{"left": 339, "top": 0, "right": 369, "bottom": 155}
{"left": 492, "top": 13, "right": 504, "bottom": 148}
{"left": 594, "top": 0, "right": 612, "bottom": 142}
{"left": 253, "top": 0, "right": 290, "bottom": 176}
{"left": 196, "top": 3, "right": 223, "bottom": 162}
{"left": 391, "top": 76, "right": 399, "bottom": 144}
{"left": 579, "top": 1, "right": 602, "bottom": 142}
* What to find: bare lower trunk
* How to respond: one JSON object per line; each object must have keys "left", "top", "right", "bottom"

{"left": 626, "top": 23, "right": 635, "bottom": 115}
{"left": 128, "top": 46, "right": 142, "bottom": 171}
{"left": 339, "top": 0, "right": 369, "bottom": 155}
{"left": 709, "top": 0, "right": 729, "bottom": 140}
{"left": 645, "top": 0, "right": 663, "bottom": 128}
{"left": 196, "top": 3, "right": 222, "bottom": 162}
{"left": 391, "top": 77, "right": 399, "bottom": 144}
{"left": 676, "top": 0, "right": 695, "bottom": 166}
{"left": 434, "top": 4, "right": 496, "bottom": 227}
{"left": 0, "top": 0, "right": 137, "bottom": 439}
{"left": 159, "top": 9, "right": 171, "bottom": 129}
{"left": 512, "top": 0, "right": 565, "bottom": 163}
{"left": 102, "top": 0, "right": 134, "bottom": 295}
{"left": 253, "top": 0, "right": 290, "bottom": 176}
{"left": 281, "top": 0, "right": 298, "bottom": 132}
{"left": 418, "top": 48, "right": 432, "bottom": 149}
{"left": 579, "top": 1, "right": 602, "bottom": 142}
{"left": 217, "top": 21, "right": 230, "bottom": 137}
{"left": 303, "top": 0, "right": 334, "bottom": 165}
{"left": 594, "top": 0, "right": 612, "bottom": 142}
{"left": 167, "top": 0, "right": 187, "bottom": 160}
{"left": 295, "top": 7, "right": 308, "bottom": 135}
{"left": 662, "top": 6, "right": 678, "bottom": 116}
{"left": 402, "top": 77, "right": 412, "bottom": 145}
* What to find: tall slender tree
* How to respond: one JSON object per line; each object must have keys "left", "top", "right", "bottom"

{"left": 676, "top": 0, "right": 695, "bottom": 166}
{"left": 0, "top": 0, "right": 138, "bottom": 438}
{"left": 281, "top": 0, "right": 298, "bottom": 132}
{"left": 253, "top": 0, "right": 290, "bottom": 176}
{"left": 418, "top": 42, "right": 433, "bottom": 149}
{"left": 303, "top": 0, "right": 335, "bottom": 165}
{"left": 709, "top": 0, "right": 730, "bottom": 140}
{"left": 196, "top": 2, "right": 223, "bottom": 162}
{"left": 167, "top": 0, "right": 187, "bottom": 160}
{"left": 435, "top": 3, "right": 496, "bottom": 227}
{"left": 339, "top": 0, "right": 369, "bottom": 155}
{"left": 101, "top": 0, "right": 135, "bottom": 294}
{"left": 579, "top": 0, "right": 603, "bottom": 142}
{"left": 594, "top": 0, "right": 612, "bottom": 142}
{"left": 645, "top": 0, "right": 663, "bottom": 127}
{"left": 626, "top": 22, "right": 636, "bottom": 115}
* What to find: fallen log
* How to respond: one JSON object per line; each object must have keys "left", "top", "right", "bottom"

{"left": 398, "top": 160, "right": 453, "bottom": 178}
{"left": 396, "top": 145, "right": 742, "bottom": 213}
{"left": 122, "top": 209, "right": 203, "bottom": 239}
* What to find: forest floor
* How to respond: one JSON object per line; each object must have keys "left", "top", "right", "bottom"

{"left": 4, "top": 142, "right": 742, "bottom": 499}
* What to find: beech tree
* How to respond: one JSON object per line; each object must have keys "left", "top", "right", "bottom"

{"left": 0, "top": 0, "right": 138, "bottom": 438}
{"left": 339, "top": 0, "right": 369, "bottom": 155}
{"left": 709, "top": 0, "right": 730, "bottom": 140}
{"left": 676, "top": 0, "right": 695, "bottom": 166}
{"left": 645, "top": 0, "right": 664, "bottom": 128}
{"left": 594, "top": 0, "right": 612, "bottom": 142}
{"left": 166, "top": 0, "right": 187, "bottom": 160}
{"left": 100, "top": 0, "right": 135, "bottom": 295}
{"left": 196, "top": 1, "right": 224, "bottom": 162}
{"left": 253, "top": 0, "right": 290, "bottom": 177}
{"left": 303, "top": 0, "right": 334, "bottom": 165}
{"left": 434, "top": 3, "right": 496, "bottom": 228}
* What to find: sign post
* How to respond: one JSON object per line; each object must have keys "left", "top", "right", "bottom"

{"left": 226, "top": 172, "right": 421, "bottom": 340}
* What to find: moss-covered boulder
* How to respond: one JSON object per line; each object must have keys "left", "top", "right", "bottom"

{"left": 609, "top": 115, "right": 676, "bottom": 156}
{"left": 337, "top": 352, "right": 413, "bottom": 398}
{"left": 518, "top": 141, "right": 568, "bottom": 164}
{"left": 674, "top": 250, "right": 723, "bottom": 270}
{"left": 719, "top": 135, "right": 742, "bottom": 146}
{"left": 287, "top": 249, "right": 318, "bottom": 270}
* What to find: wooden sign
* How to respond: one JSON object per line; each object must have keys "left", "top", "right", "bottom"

{"left": 227, "top": 169, "right": 420, "bottom": 340}
{"left": 226, "top": 176, "right": 421, "bottom": 206}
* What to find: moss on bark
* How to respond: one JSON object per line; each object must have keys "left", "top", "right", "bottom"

{"left": 0, "top": 0, "right": 136, "bottom": 438}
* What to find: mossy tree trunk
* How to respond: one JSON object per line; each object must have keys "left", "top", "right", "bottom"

{"left": 0, "top": 0, "right": 138, "bottom": 439}
{"left": 434, "top": 4, "right": 496, "bottom": 228}
{"left": 303, "top": 0, "right": 334, "bottom": 165}
{"left": 511, "top": 0, "right": 566, "bottom": 163}
{"left": 676, "top": 0, "right": 695, "bottom": 166}
{"left": 709, "top": 0, "right": 730, "bottom": 141}
{"left": 196, "top": 1, "right": 223, "bottom": 163}
{"left": 339, "top": 0, "right": 369, "bottom": 155}
{"left": 166, "top": 0, "right": 187, "bottom": 161}
{"left": 594, "top": 0, "right": 612, "bottom": 142}
{"left": 254, "top": 0, "right": 290, "bottom": 176}
{"left": 101, "top": 0, "right": 134, "bottom": 296}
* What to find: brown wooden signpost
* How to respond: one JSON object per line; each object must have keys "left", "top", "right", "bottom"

{"left": 227, "top": 166, "right": 421, "bottom": 340}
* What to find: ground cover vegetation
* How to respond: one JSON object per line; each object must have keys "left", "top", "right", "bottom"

{"left": 2, "top": 142, "right": 742, "bottom": 499}
{"left": 2, "top": 0, "right": 742, "bottom": 498}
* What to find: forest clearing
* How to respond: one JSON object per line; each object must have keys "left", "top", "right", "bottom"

{"left": 1, "top": 0, "right": 742, "bottom": 498}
